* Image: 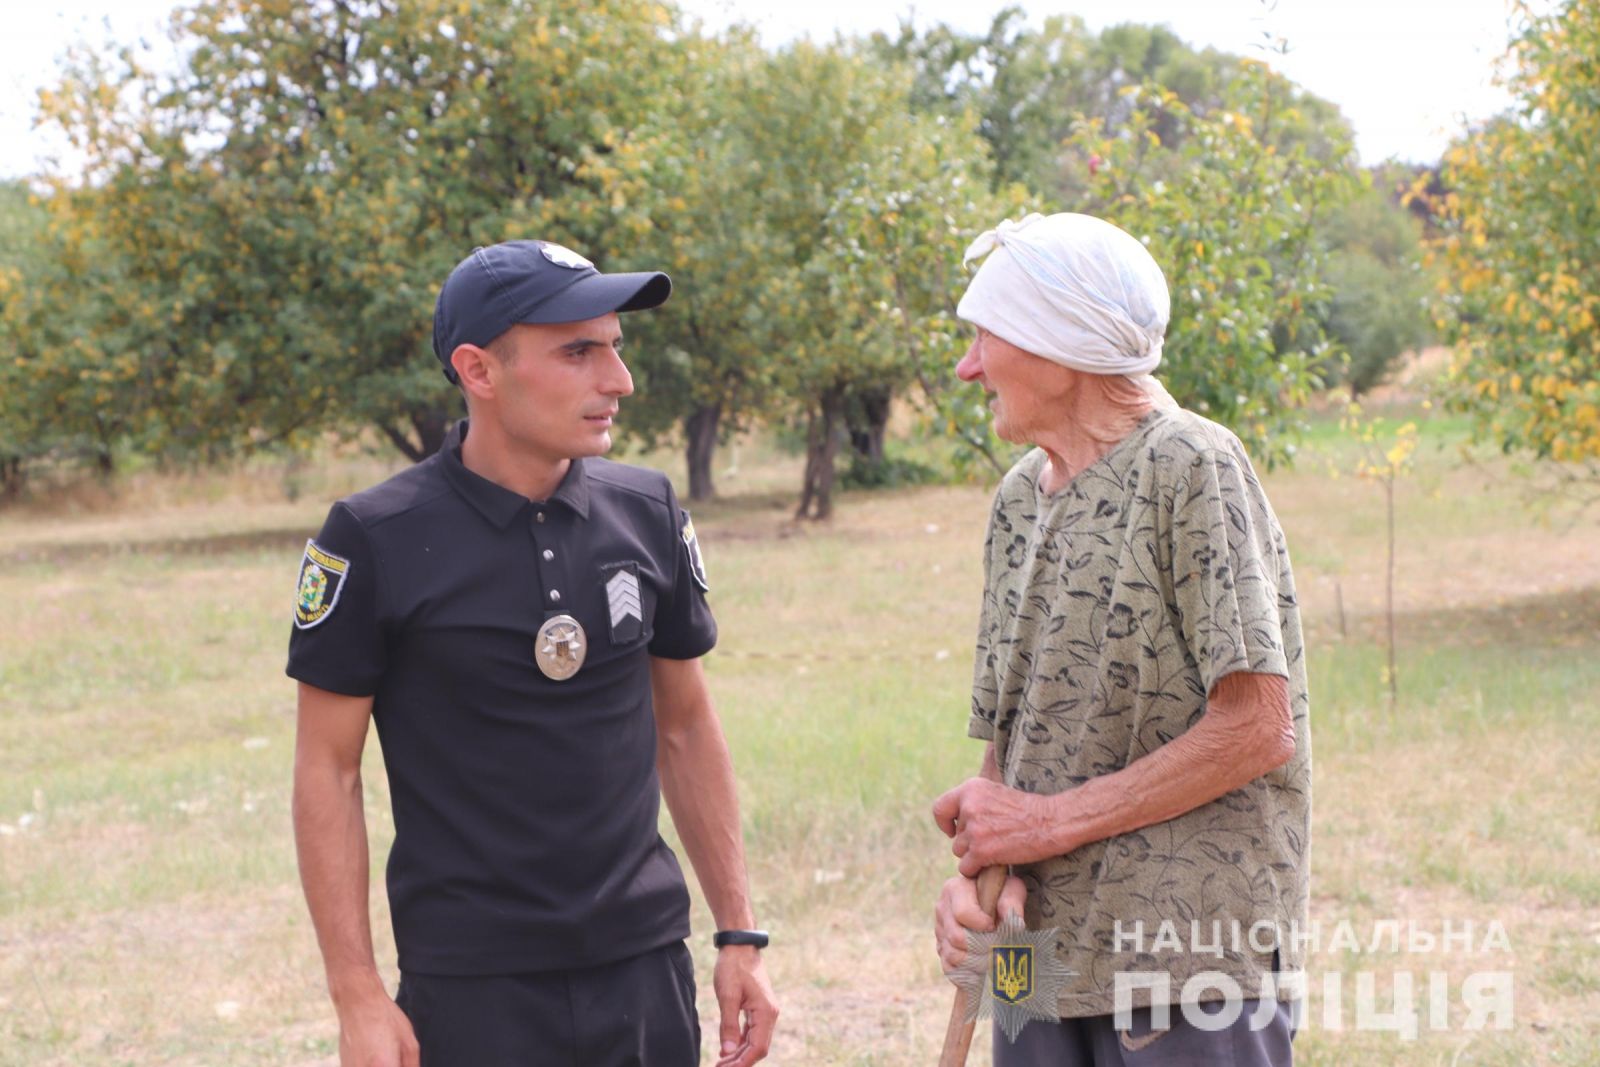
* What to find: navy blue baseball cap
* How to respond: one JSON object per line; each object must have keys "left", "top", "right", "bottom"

{"left": 431, "top": 239, "right": 671, "bottom": 383}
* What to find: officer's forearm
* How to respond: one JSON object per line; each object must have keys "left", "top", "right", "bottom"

{"left": 659, "top": 714, "right": 756, "bottom": 930}
{"left": 292, "top": 757, "right": 385, "bottom": 1008}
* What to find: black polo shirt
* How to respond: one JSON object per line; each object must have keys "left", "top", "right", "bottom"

{"left": 286, "top": 421, "right": 717, "bottom": 975}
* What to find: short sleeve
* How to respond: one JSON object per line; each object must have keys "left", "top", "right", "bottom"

{"left": 1167, "top": 446, "right": 1289, "bottom": 695}
{"left": 285, "top": 502, "right": 387, "bottom": 695}
{"left": 647, "top": 481, "right": 718, "bottom": 660}
{"left": 968, "top": 499, "right": 1002, "bottom": 741}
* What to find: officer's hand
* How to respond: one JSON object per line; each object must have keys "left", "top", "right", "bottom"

{"left": 934, "top": 873, "right": 1027, "bottom": 977}
{"left": 933, "top": 777, "right": 1066, "bottom": 876}
{"left": 336, "top": 991, "right": 419, "bottom": 1067}
{"left": 712, "top": 944, "right": 778, "bottom": 1067}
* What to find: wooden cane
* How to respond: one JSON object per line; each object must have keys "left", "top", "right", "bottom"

{"left": 937, "top": 865, "right": 1009, "bottom": 1067}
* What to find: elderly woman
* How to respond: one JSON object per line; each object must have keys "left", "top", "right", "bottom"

{"left": 932, "top": 213, "right": 1311, "bottom": 1065}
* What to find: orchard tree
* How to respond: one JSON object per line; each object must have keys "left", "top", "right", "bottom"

{"left": 36, "top": 0, "right": 680, "bottom": 464}
{"left": 793, "top": 101, "right": 1020, "bottom": 518}
{"left": 624, "top": 38, "right": 1010, "bottom": 514}
{"left": 699, "top": 42, "right": 1007, "bottom": 519}
{"left": 1321, "top": 180, "right": 1434, "bottom": 396}
{"left": 614, "top": 30, "right": 788, "bottom": 501}
{"left": 1064, "top": 62, "right": 1358, "bottom": 465}
{"left": 1434, "top": 0, "right": 1600, "bottom": 463}
{"left": 875, "top": 10, "right": 1351, "bottom": 202}
{"left": 0, "top": 181, "right": 143, "bottom": 491}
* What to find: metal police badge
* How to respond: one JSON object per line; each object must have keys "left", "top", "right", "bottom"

{"left": 539, "top": 242, "right": 593, "bottom": 270}
{"left": 294, "top": 539, "right": 350, "bottom": 629}
{"left": 536, "top": 614, "right": 587, "bottom": 680}
{"left": 950, "top": 912, "right": 1076, "bottom": 1042}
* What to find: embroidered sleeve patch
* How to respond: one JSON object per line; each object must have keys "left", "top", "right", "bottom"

{"left": 294, "top": 539, "right": 351, "bottom": 629}
{"left": 681, "top": 512, "right": 709, "bottom": 592}
{"left": 604, "top": 562, "right": 643, "bottom": 644}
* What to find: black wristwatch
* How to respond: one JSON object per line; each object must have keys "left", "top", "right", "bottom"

{"left": 713, "top": 929, "right": 770, "bottom": 949}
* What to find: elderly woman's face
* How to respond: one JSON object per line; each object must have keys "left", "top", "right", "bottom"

{"left": 956, "top": 327, "right": 1069, "bottom": 444}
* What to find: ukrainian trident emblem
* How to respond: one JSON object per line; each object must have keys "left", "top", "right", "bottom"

{"left": 992, "top": 944, "right": 1033, "bottom": 1005}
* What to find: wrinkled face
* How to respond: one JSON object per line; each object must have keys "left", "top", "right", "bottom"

{"left": 478, "top": 313, "right": 634, "bottom": 462}
{"left": 954, "top": 326, "right": 1070, "bottom": 444}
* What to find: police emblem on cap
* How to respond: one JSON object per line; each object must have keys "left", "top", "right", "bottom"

{"left": 539, "top": 242, "right": 593, "bottom": 270}
{"left": 294, "top": 540, "right": 350, "bottom": 629}
{"left": 536, "top": 614, "right": 587, "bottom": 680}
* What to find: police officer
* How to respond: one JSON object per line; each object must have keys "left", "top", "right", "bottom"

{"left": 289, "top": 240, "right": 778, "bottom": 1067}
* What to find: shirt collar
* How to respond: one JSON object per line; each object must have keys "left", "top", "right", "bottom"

{"left": 440, "top": 420, "right": 592, "bottom": 527}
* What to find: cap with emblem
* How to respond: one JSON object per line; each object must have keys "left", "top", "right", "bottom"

{"left": 432, "top": 240, "right": 672, "bottom": 383}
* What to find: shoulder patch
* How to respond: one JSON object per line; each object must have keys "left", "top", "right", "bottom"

{"left": 680, "top": 512, "right": 709, "bottom": 592}
{"left": 294, "top": 539, "right": 351, "bottom": 629}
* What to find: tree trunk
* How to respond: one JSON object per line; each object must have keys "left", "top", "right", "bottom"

{"left": 0, "top": 457, "right": 22, "bottom": 502}
{"left": 381, "top": 402, "right": 455, "bottom": 462}
{"left": 795, "top": 385, "right": 846, "bottom": 521}
{"left": 847, "top": 385, "right": 892, "bottom": 464}
{"left": 683, "top": 402, "right": 721, "bottom": 502}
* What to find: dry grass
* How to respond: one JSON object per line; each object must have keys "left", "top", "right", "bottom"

{"left": 3, "top": 410, "right": 1598, "bottom": 1065}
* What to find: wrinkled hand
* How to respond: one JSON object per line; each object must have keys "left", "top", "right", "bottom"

{"left": 934, "top": 873, "right": 1028, "bottom": 977}
{"left": 932, "top": 777, "right": 1065, "bottom": 877}
{"left": 712, "top": 945, "right": 779, "bottom": 1067}
{"left": 336, "top": 991, "right": 418, "bottom": 1067}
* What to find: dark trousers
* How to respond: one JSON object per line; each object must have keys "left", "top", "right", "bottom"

{"left": 994, "top": 998, "right": 1297, "bottom": 1066}
{"left": 397, "top": 941, "right": 701, "bottom": 1067}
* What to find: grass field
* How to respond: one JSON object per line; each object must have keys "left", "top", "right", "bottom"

{"left": 2, "top": 403, "right": 1598, "bottom": 1066}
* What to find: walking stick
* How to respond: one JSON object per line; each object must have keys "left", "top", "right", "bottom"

{"left": 937, "top": 865, "right": 1009, "bottom": 1067}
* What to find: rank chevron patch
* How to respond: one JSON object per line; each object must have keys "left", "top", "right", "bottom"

{"left": 606, "top": 566, "right": 643, "bottom": 640}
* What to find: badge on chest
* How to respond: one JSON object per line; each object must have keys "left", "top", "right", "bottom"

{"left": 535, "top": 615, "right": 586, "bottom": 681}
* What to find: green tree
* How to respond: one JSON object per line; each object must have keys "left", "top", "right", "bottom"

{"left": 699, "top": 43, "right": 1009, "bottom": 519}
{"left": 1433, "top": 0, "right": 1600, "bottom": 462}
{"left": 1065, "top": 64, "right": 1357, "bottom": 464}
{"left": 613, "top": 30, "right": 788, "bottom": 501}
{"left": 623, "top": 39, "right": 1012, "bottom": 514}
{"left": 0, "top": 180, "right": 138, "bottom": 493}
{"left": 789, "top": 84, "right": 1020, "bottom": 517}
{"left": 875, "top": 11, "right": 1352, "bottom": 202}
{"left": 0, "top": 181, "right": 56, "bottom": 495}
{"left": 35, "top": 0, "right": 680, "bottom": 464}
{"left": 1321, "top": 181, "right": 1434, "bottom": 395}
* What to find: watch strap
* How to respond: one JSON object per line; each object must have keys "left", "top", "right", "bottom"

{"left": 713, "top": 929, "right": 770, "bottom": 949}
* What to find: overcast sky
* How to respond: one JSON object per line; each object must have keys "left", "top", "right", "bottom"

{"left": 1, "top": 0, "right": 1534, "bottom": 179}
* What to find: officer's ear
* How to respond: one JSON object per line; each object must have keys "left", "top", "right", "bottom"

{"left": 452, "top": 344, "right": 496, "bottom": 403}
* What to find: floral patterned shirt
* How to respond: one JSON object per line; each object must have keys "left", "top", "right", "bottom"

{"left": 969, "top": 408, "right": 1311, "bottom": 1016}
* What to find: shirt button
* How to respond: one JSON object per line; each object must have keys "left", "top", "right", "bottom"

{"left": 542, "top": 549, "right": 554, "bottom": 561}
{"left": 535, "top": 512, "right": 546, "bottom": 523}
{"left": 549, "top": 589, "right": 562, "bottom": 603}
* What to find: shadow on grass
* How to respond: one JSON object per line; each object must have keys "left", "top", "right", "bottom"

{"left": 1, "top": 527, "right": 311, "bottom": 565}
{"left": 1310, "top": 583, "right": 1600, "bottom": 651}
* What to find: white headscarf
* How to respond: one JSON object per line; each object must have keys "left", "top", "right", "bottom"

{"left": 957, "top": 213, "right": 1171, "bottom": 377}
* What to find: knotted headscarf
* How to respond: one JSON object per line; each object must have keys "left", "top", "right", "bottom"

{"left": 956, "top": 213, "right": 1171, "bottom": 376}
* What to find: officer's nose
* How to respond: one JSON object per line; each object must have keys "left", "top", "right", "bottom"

{"left": 955, "top": 339, "right": 984, "bottom": 383}
{"left": 603, "top": 346, "right": 634, "bottom": 398}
